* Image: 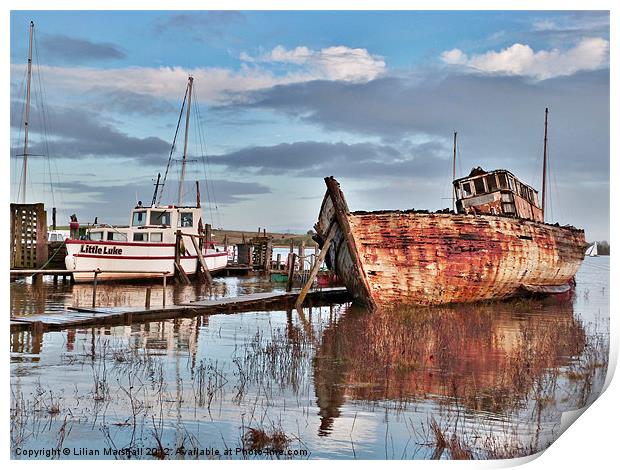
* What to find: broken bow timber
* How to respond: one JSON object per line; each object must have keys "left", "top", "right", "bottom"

{"left": 313, "top": 175, "right": 586, "bottom": 308}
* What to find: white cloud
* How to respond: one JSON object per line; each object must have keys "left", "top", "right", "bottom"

{"left": 440, "top": 37, "right": 609, "bottom": 80}
{"left": 11, "top": 45, "right": 385, "bottom": 106}
{"left": 241, "top": 45, "right": 386, "bottom": 82}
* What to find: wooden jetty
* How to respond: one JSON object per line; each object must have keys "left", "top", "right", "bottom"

{"left": 10, "top": 287, "right": 350, "bottom": 332}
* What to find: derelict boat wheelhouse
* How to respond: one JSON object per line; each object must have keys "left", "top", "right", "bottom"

{"left": 65, "top": 77, "right": 228, "bottom": 282}
{"left": 314, "top": 110, "right": 587, "bottom": 308}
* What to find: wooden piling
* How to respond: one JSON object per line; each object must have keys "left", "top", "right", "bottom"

{"left": 298, "top": 241, "right": 305, "bottom": 273}
{"left": 174, "top": 230, "right": 190, "bottom": 284}
{"left": 145, "top": 287, "right": 152, "bottom": 308}
{"left": 286, "top": 253, "right": 296, "bottom": 292}
{"left": 92, "top": 270, "right": 99, "bottom": 308}
{"left": 162, "top": 274, "right": 167, "bottom": 307}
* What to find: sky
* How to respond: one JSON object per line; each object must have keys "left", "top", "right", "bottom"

{"left": 8, "top": 10, "right": 610, "bottom": 240}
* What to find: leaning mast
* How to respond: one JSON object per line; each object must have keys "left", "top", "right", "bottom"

{"left": 178, "top": 76, "right": 193, "bottom": 206}
{"left": 20, "top": 21, "right": 34, "bottom": 204}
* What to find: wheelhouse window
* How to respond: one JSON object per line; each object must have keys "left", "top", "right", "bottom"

{"left": 132, "top": 211, "right": 146, "bottom": 226}
{"left": 89, "top": 232, "right": 104, "bottom": 241}
{"left": 498, "top": 173, "right": 508, "bottom": 189}
{"left": 461, "top": 182, "right": 473, "bottom": 197}
{"left": 133, "top": 233, "right": 148, "bottom": 242}
{"left": 179, "top": 212, "right": 193, "bottom": 228}
{"left": 485, "top": 175, "right": 498, "bottom": 192}
{"left": 150, "top": 232, "right": 163, "bottom": 242}
{"left": 150, "top": 211, "right": 171, "bottom": 226}
{"left": 473, "top": 177, "right": 486, "bottom": 195}
{"left": 107, "top": 232, "right": 128, "bottom": 241}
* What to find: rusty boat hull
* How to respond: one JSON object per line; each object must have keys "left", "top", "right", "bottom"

{"left": 315, "top": 177, "right": 586, "bottom": 308}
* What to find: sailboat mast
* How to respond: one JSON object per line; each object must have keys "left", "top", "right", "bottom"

{"left": 178, "top": 76, "right": 193, "bottom": 206}
{"left": 542, "top": 107, "right": 548, "bottom": 222}
{"left": 452, "top": 131, "right": 457, "bottom": 212}
{"left": 20, "top": 21, "right": 34, "bottom": 204}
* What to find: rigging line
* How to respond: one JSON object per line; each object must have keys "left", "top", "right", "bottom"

{"left": 193, "top": 94, "right": 221, "bottom": 227}
{"left": 193, "top": 97, "right": 216, "bottom": 226}
{"left": 158, "top": 84, "right": 188, "bottom": 205}
{"left": 33, "top": 31, "right": 56, "bottom": 209}
{"left": 199, "top": 97, "right": 222, "bottom": 227}
{"left": 193, "top": 95, "right": 218, "bottom": 226}
{"left": 13, "top": 67, "right": 28, "bottom": 202}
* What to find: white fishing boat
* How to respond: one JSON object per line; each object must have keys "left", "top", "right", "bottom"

{"left": 585, "top": 241, "right": 599, "bottom": 257}
{"left": 65, "top": 76, "right": 228, "bottom": 282}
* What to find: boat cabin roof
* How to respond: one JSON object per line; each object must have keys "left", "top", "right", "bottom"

{"left": 453, "top": 167, "right": 543, "bottom": 222}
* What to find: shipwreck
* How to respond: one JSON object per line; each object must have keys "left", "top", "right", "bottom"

{"left": 313, "top": 110, "right": 586, "bottom": 308}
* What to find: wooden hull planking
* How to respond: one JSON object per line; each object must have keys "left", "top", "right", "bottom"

{"left": 315, "top": 177, "right": 586, "bottom": 307}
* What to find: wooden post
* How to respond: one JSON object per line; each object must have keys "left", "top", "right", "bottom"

{"left": 276, "top": 253, "right": 281, "bottom": 270}
{"left": 52, "top": 207, "right": 57, "bottom": 230}
{"left": 162, "top": 273, "right": 167, "bottom": 307}
{"left": 295, "top": 224, "right": 337, "bottom": 310}
{"left": 264, "top": 237, "right": 273, "bottom": 274}
{"left": 145, "top": 287, "right": 152, "bottom": 308}
{"left": 286, "top": 253, "right": 296, "bottom": 292}
{"left": 187, "top": 233, "right": 212, "bottom": 284}
{"left": 196, "top": 181, "right": 201, "bottom": 208}
{"left": 174, "top": 230, "right": 190, "bottom": 284}
{"left": 91, "top": 270, "right": 99, "bottom": 308}
{"left": 298, "top": 241, "right": 305, "bottom": 273}
{"left": 35, "top": 204, "right": 48, "bottom": 268}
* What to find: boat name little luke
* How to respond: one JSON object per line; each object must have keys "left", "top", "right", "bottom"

{"left": 79, "top": 245, "right": 123, "bottom": 255}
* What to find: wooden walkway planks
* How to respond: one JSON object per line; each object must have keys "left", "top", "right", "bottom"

{"left": 10, "top": 287, "right": 349, "bottom": 332}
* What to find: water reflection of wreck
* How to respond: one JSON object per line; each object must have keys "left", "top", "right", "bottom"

{"left": 313, "top": 300, "right": 586, "bottom": 436}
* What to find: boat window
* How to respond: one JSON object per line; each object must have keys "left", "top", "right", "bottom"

{"left": 49, "top": 233, "right": 57, "bottom": 242}
{"left": 107, "top": 231, "right": 128, "bottom": 241}
{"left": 179, "top": 212, "right": 193, "bottom": 228}
{"left": 503, "top": 203, "right": 516, "bottom": 214}
{"left": 473, "top": 177, "right": 486, "bottom": 194}
{"left": 461, "top": 182, "right": 472, "bottom": 197}
{"left": 150, "top": 211, "right": 171, "bottom": 226}
{"left": 150, "top": 232, "right": 163, "bottom": 242}
{"left": 133, "top": 232, "right": 148, "bottom": 242}
{"left": 486, "top": 175, "right": 498, "bottom": 192}
{"left": 132, "top": 211, "right": 147, "bottom": 226}
{"left": 89, "top": 232, "right": 104, "bottom": 241}
{"left": 498, "top": 173, "right": 508, "bottom": 189}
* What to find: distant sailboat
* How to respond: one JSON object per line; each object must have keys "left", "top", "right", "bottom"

{"left": 585, "top": 242, "right": 598, "bottom": 257}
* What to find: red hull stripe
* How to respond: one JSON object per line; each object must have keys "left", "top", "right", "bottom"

{"left": 66, "top": 239, "right": 175, "bottom": 248}
{"left": 74, "top": 253, "right": 228, "bottom": 260}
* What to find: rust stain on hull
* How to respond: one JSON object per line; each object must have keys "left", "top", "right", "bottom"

{"left": 315, "top": 177, "right": 586, "bottom": 307}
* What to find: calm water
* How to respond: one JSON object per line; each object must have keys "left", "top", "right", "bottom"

{"left": 10, "top": 257, "right": 609, "bottom": 459}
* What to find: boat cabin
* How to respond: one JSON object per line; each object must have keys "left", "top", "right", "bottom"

{"left": 86, "top": 205, "right": 204, "bottom": 243}
{"left": 453, "top": 168, "right": 543, "bottom": 222}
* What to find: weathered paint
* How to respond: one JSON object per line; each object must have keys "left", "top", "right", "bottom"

{"left": 316, "top": 177, "right": 586, "bottom": 307}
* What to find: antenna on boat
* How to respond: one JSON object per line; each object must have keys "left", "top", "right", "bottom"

{"left": 452, "top": 131, "right": 457, "bottom": 212}
{"left": 178, "top": 75, "right": 194, "bottom": 206}
{"left": 151, "top": 173, "right": 162, "bottom": 207}
{"left": 19, "top": 21, "right": 34, "bottom": 204}
{"left": 542, "top": 107, "right": 549, "bottom": 222}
